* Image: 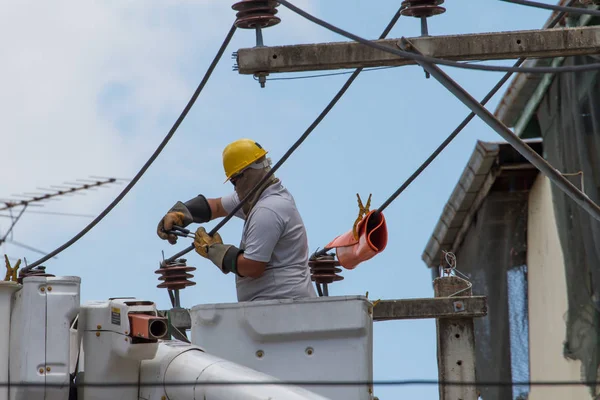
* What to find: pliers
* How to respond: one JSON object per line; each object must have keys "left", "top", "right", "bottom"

{"left": 165, "top": 225, "right": 195, "bottom": 239}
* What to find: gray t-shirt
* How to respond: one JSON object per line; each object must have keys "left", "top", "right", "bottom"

{"left": 220, "top": 181, "right": 317, "bottom": 302}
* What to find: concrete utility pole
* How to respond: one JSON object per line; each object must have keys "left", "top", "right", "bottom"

{"left": 235, "top": 25, "right": 600, "bottom": 74}
{"left": 434, "top": 276, "right": 478, "bottom": 400}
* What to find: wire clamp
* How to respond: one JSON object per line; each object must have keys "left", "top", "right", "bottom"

{"left": 353, "top": 193, "right": 372, "bottom": 240}
{"left": 3, "top": 255, "right": 19, "bottom": 282}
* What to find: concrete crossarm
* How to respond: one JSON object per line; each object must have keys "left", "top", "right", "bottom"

{"left": 235, "top": 25, "right": 600, "bottom": 74}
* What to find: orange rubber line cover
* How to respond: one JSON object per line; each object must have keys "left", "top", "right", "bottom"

{"left": 325, "top": 210, "right": 388, "bottom": 270}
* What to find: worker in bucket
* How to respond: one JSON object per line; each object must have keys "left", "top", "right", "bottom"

{"left": 157, "top": 138, "right": 317, "bottom": 302}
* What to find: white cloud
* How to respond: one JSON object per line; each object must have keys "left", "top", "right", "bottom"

{"left": 0, "top": 0, "right": 327, "bottom": 254}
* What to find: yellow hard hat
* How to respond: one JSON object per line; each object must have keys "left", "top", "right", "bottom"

{"left": 222, "top": 138, "right": 268, "bottom": 181}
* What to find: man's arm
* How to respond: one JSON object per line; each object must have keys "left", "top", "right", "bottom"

{"left": 194, "top": 207, "right": 283, "bottom": 278}
{"left": 235, "top": 256, "right": 268, "bottom": 278}
{"left": 206, "top": 198, "right": 228, "bottom": 219}
{"left": 178, "top": 195, "right": 231, "bottom": 222}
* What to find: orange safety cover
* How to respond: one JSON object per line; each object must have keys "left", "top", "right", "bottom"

{"left": 325, "top": 210, "right": 388, "bottom": 270}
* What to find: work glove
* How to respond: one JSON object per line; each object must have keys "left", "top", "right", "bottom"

{"left": 194, "top": 227, "right": 243, "bottom": 276}
{"left": 157, "top": 201, "right": 194, "bottom": 244}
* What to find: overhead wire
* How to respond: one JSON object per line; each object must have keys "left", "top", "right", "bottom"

{"left": 256, "top": 61, "right": 500, "bottom": 83}
{"left": 1, "top": 379, "right": 599, "bottom": 387}
{"left": 312, "top": 1, "right": 576, "bottom": 258}
{"left": 164, "top": 7, "right": 405, "bottom": 263}
{"left": 255, "top": 66, "right": 398, "bottom": 81}
{"left": 277, "top": 0, "right": 600, "bottom": 75}
{"left": 24, "top": 23, "right": 238, "bottom": 271}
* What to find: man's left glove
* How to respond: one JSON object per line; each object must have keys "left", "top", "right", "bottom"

{"left": 194, "top": 227, "right": 244, "bottom": 276}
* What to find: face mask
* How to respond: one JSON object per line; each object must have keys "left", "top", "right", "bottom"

{"left": 234, "top": 167, "right": 278, "bottom": 215}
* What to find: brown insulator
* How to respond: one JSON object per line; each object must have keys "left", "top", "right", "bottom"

{"left": 232, "top": 0, "right": 281, "bottom": 29}
{"left": 18, "top": 266, "right": 55, "bottom": 284}
{"left": 400, "top": 0, "right": 446, "bottom": 18}
{"left": 309, "top": 253, "right": 344, "bottom": 285}
{"left": 155, "top": 259, "right": 196, "bottom": 291}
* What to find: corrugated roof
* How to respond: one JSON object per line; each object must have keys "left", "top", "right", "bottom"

{"left": 421, "top": 139, "right": 543, "bottom": 268}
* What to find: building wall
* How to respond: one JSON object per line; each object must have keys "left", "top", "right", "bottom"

{"left": 527, "top": 175, "right": 590, "bottom": 400}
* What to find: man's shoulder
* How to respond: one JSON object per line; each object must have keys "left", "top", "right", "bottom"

{"left": 257, "top": 186, "right": 296, "bottom": 213}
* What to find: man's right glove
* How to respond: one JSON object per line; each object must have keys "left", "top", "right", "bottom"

{"left": 157, "top": 195, "right": 213, "bottom": 244}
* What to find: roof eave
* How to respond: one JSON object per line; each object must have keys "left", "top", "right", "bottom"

{"left": 421, "top": 139, "right": 543, "bottom": 268}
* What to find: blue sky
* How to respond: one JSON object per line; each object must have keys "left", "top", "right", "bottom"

{"left": 1, "top": 1, "right": 557, "bottom": 398}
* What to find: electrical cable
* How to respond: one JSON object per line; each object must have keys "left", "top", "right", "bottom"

{"left": 277, "top": 0, "right": 600, "bottom": 75}
{"left": 257, "top": 60, "right": 494, "bottom": 82}
{"left": 1, "top": 379, "right": 600, "bottom": 387}
{"left": 24, "top": 23, "right": 238, "bottom": 271}
{"left": 312, "top": 4, "right": 573, "bottom": 259}
{"left": 164, "top": 7, "right": 405, "bottom": 263}
{"left": 257, "top": 66, "right": 399, "bottom": 81}
{"left": 499, "top": 0, "right": 600, "bottom": 17}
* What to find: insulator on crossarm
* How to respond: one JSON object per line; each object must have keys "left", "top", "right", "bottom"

{"left": 400, "top": 0, "right": 446, "bottom": 18}
{"left": 232, "top": 0, "right": 281, "bottom": 29}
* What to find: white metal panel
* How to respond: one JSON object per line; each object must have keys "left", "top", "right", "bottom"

{"left": 81, "top": 330, "right": 140, "bottom": 400}
{"left": 45, "top": 277, "right": 80, "bottom": 400}
{"left": 9, "top": 276, "right": 80, "bottom": 400}
{"left": 0, "top": 282, "right": 20, "bottom": 400}
{"left": 9, "top": 277, "right": 49, "bottom": 400}
{"left": 79, "top": 298, "right": 162, "bottom": 400}
{"left": 190, "top": 295, "right": 374, "bottom": 400}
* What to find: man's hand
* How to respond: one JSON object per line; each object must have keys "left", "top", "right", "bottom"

{"left": 194, "top": 227, "right": 243, "bottom": 276}
{"left": 157, "top": 211, "right": 186, "bottom": 245}
{"left": 193, "top": 227, "right": 223, "bottom": 258}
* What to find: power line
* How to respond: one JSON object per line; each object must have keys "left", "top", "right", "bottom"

{"left": 499, "top": 0, "right": 600, "bottom": 17}
{"left": 0, "top": 379, "right": 598, "bottom": 387}
{"left": 277, "top": 0, "right": 600, "bottom": 75}
{"left": 258, "top": 66, "right": 398, "bottom": 81}
{"left": 164, "top": 7, "right": 405, "bottom": 263}
{"left": 257, "top": 61, "right": 494, "bottom": 83}
{"left": 24, "top": 24, "right": 238, "bottom": 271}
